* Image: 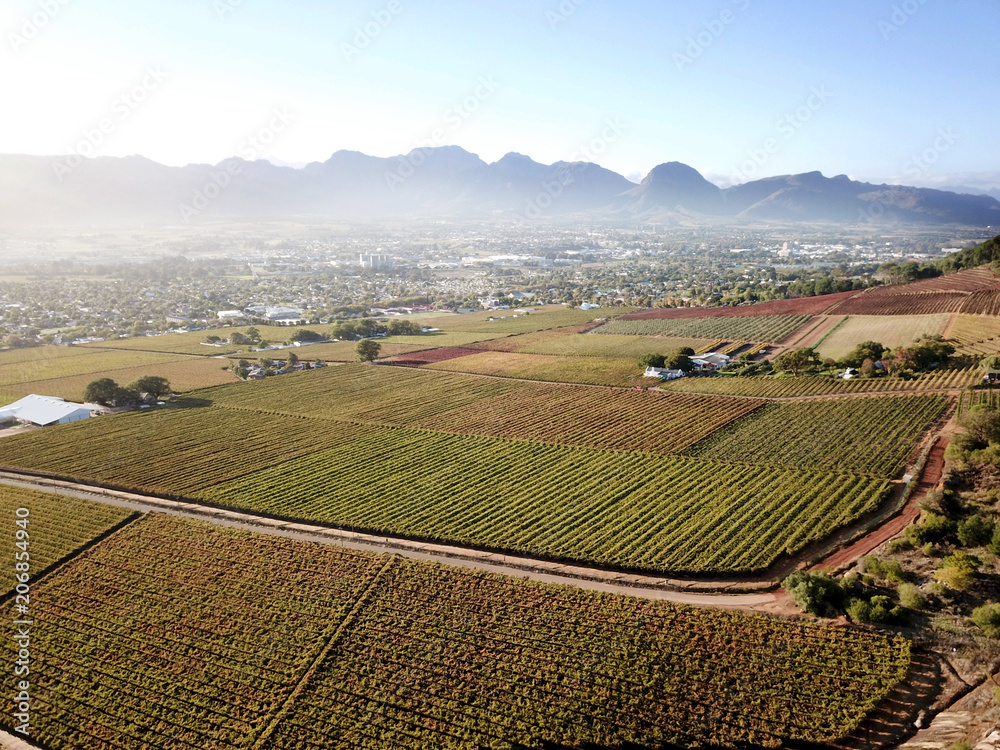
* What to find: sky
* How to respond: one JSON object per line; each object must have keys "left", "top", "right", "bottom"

{"left": 2, "top": 0, "right": 998, "bottom": 189}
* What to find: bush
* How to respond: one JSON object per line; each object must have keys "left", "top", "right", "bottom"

{"left": 863, "top": 556, "right": 906, "bottom": 584}
{"left": 958, "top": 515, "right": 995, "bottom": 548}
{"left": 782, "top": 571, "right": 843, "bottom": 617}
{"left": 897, "top": 583, "right": 926, "bottom": 610}
{"left": 989, "top": 524, "right": 1000, "bottom": 556}
{"left": 934, "top": 551, "right": 981, "bottom": 591}
{"left": 972, "top": 603, "right": 1000, "bottom": 638}
{"left": 906, "top": 512, "right": 956, "bottom": 545}
{"left": 846, "top": 595, "right": 902, "bottom": 624}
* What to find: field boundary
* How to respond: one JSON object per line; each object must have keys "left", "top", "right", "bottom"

{"left": 249, "top": 557, "right": 396, "bottom": 749}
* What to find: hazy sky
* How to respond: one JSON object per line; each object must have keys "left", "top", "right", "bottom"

{"left": 3, "top": 0, "right": 998, "bottom": 187}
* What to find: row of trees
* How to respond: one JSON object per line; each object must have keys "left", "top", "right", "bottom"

{"left": 82, "top": 376, "right": 171, "bottom": 407}
{"left": 774, "top": 337, "right": 955, "bottom": 377}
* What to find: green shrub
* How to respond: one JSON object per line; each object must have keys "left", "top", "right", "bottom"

{"left": 972, "top": 603, "right": 1000, "bottom": 638}
{"left": 897, "top": 583, "right": 926, "bottom": 610}
{"left": 989, "top": 523, "right": 1000, "bottom": 556}
{"left": 846, "top": 594, "right": 903, "bottom": 624}
{"left": 863, "top": 555, "right": 907, "bottom": 583}
{"left": 958, "top": 515, "right": 995, "bottom": 547}
{"left": 934, "top": 551, "right": 981, "bottom": 591}
{"left": 782, "top": 571, "right": 844, "bottom": 617}
{"left": 906, "top": 512, "right": 956, "bottom": 545}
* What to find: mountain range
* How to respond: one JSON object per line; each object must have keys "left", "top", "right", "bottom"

{"left": 1, "top": 146, "right": 998, "bottom": 227}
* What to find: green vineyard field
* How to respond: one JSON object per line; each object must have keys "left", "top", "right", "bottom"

{"left": 686, "top": 394, "right": 949, "bottom": 476}
{"left": 10, "top": 513, "right": 911, "bottom": 750}
{"left": 194, "top": 426, "right": 891, "bottom": 574}
{"left": 0, "top": 485, "right": 136, "bottom": 594}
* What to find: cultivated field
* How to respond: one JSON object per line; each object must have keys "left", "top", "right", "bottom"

{"left": 0, "top": 357, "right": 240, "bottom": 402}
{"left": 618, "top": 291, "right": 858, "bottom": 320}
{"left": 686, "top": 394, "right": 949, "bottom": 476}
{"left": 815, "top": 315, "right": 952, "bottom": 359}
{"left": 595, "top": 315, "right": 813, "bottom": 343}
{"left": 662, "top": 368, "right": 979, "bottom": 397}
{"left": 432, "top": 305, "right": 633, "bottom": 335}
{"left": 0, "top": 362, "right": 946, "bottom": 574}
{"left": 517, "top": 332, "right": 712, "bottom": 358}
{"left": 422, "top": 350, "right": 640, "bottom": 386}
{"left": 194, "top": 428, "right": 890, "bottom": 573}
{"left": 13, "top": 513, "right": 911, "bottom": 750}
{"left": 0, "top": 485, "right": 135, "bottom": 594}
{"left": 948, "top": 315, "right": 1000, "bottom": 357}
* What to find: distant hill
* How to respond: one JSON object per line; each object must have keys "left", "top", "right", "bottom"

{"left": 1, "top": 148, "right": 998, "bottom": 227}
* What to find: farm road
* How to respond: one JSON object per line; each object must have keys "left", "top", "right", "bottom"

{"left": 0, "top": 471, "right": 777, "bottom": 610}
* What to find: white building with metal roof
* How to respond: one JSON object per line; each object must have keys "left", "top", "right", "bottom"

{"left": 0, "top": 395, "right": 99, "bottom": 427}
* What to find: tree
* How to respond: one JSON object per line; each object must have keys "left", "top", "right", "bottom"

{"left": 229, "top": 331, "right": 249, "bottom": 346}
{"left": 285, "top": 352, "right": 299, "bottom": 367}
{"left": 957, "top": 515, "right": 995, "bottom": 547}
{"left": 841, "top": 341, "right": 887, "bottom": 368}
{"left": 288, "top": 329, "right": 323, "bottom": 343}
{"left": 782, "top": 571, "right": 843, "bottom": 617}
{"left": 639, "top": 353, "right": 666, "bottom": 369}
{"left": 387, "top": 319, "right": 420, "bottom": 336}
{"left": 933, "top": 550, "right": 980, "bottom": 591}
{"left": 663, "top": 349, "right": 694, "bottom": 372}
{"left": 774, "top": 348, "right": 822, "bottom": 376}
{"left": 128, "top": 375, "right": 171, "bottom": 400}
{"left": 356, "top": 339, "right": 381, "bottom": 362}
{"left": 245, "top": 327, "right": 261, "bottom": 344}
{"left": 982, "top": 355, "right": 1000, "bottom": 371}
{"left": 859, "top": 358, "right": 878, "bottom": 377}
{"left": 83, "top": 378, "right": 124, "bottom": 406}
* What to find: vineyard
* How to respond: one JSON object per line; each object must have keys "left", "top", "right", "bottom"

{"left": 1, "top": 356, "right": 240, "bottom": 403}
{"left": 0, "top": 348, "right": 186, "bottom": 388}
{"left": 11, "top": 513, "right": 911, "bottom": 750}
{"left": 271, "top": 556, "right": 911, "bottom": 750}
{"left": 0, "top": 485, "right": 136, "bottom": 593}
{"left": 947, "top": 314, "right": 1000, "bottom": 357}
{"left": 0, "top": 407, "right": 376, "bottom": 495}
{"left": 686, "top": 394, "right": 949, "bottom": 476}
{"left": 662, "top": 367, "right": 979, "bottom": 398}
{"left": 594, "top": 315, "right": 813, "bottom": 343}
{"left": 960, "top": 290, "right": 1000, "bottom": 316}
{"left": 825, "top": 267, "right": 1000, "bottom": 317}
{"left": 432, "top": 305, "right": 634, "bottom": 334}
{"left": 617, "top": 291, "right": 858, "bottom": 320}
{"left": 386, "top": 346, "right": 482, "bottom": 367}
{"left": 464, "top": 322, "right": 600, "bottom": 352}
{"left": 193, "top": 426, "right": 891, "bottom": 574}
{"left": 826, "top": 291, "right": 967, "bottom": 316}
{"left": 516, "top": 332, "right": 712, "bottom": 358}
{"left": 411, "top": 387, "right": 765, "bottom": 454}
{"left": 421, "top": 350, "right": 640, "bottom": 386}
{"left": 956, "top": 387, "right": 1000, "bottom": 417}
{"left": 17, "top": 514, "right": 387, "bottom": 749}
{"left": 815, "top": 314, "right": 951, "bottom": 359}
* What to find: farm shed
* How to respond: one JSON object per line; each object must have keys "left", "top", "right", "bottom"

{"left": 0, "top": 395, "right": 99, "bottom": 427}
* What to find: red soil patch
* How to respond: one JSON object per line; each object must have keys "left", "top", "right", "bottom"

{"left": 386, "top": 347, "right": 481, "bottom": 367}
{"left": 620, "top": 291, "right": 857, "bottom": 321}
